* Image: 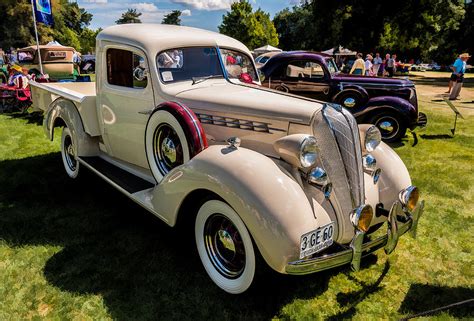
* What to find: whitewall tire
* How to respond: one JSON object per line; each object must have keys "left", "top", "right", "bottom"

{"left": 195, "top": 200, "right": 256, "bottom": 294}
{"left": 145, "top": 110, "right": 190, "bottom": 183}
{"left": 61, "top": 127, "right": 79, "bottom": 179}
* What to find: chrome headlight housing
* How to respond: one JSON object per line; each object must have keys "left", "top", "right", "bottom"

{"left": 350, "top": 204, "right": 374, "bottom": 232}
{"left": 299, "top": 136, "right": 318, "bottom": 168}
{"left": 399, "top": 186, "right": 420, "bottom": 211}
{"left": 364, "top": 125, "right": 382, "bottom": 152}
{"left": 274, "top": 134, "right": 318, "bottom": 169}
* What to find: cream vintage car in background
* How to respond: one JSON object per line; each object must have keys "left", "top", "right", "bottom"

{"left": 30, "top": 24, "right": 424, "bottom": 294}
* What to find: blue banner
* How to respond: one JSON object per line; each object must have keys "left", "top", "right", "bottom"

{"left": 33, "top": 0, "right": 54, "bottom": 26}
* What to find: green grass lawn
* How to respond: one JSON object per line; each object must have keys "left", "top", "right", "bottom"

{"left": 0, "top": 97, "right": 473, "bottom": 320}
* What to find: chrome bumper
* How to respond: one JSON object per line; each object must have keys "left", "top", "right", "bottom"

{"left": 285, "top": 200, "right": 424, "bottom": 275}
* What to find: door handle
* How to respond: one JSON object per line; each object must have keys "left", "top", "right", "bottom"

{"left": 138, "top": 109, "right": 152, "bottom": 115}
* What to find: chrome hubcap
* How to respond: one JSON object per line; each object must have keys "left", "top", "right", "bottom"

{"left": 204, "top": 214, "right": 245, "bottom": 279}
{"left": 153, "top": 124, "right": 183, "bottom": 175}
{"left": 161, "top": 137, "right": 177, "bottom": 163}
{"left": 376, "top": 116, "right": 399, "bottom": 139}
{"left": 64, "top": 136, "right": 76, "bottom": 171}
{"left": 343, "top": 97, "right": 356, "bottom": 108}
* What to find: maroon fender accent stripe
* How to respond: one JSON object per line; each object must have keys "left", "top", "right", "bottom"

{"left": 155, "top": 102, "right": 208, "bottom": 158}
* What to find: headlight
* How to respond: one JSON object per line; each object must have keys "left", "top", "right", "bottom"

{"left": 274, "top": 134, "right": 318, "bottom": 169}
{"left": 399, "top": 186, "right": 420, "bottom": 211}
{"left": 350, "top": 204, "right": 373, "bottom": 232}
{"left": 365, "top": 125, "right": 382, "bottom": 152}
{"left": 300, "top": 136, "right": 318, "bottom": 168}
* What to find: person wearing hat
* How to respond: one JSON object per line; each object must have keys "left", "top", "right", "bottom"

{"left": 365, "top": 54, "right": 374, "bottom": 76}
{"left": 449, "top": 53, "right": 470, "bottom": 100}
{"left": 7, "top": 64, "right": 29, "bottom": 89}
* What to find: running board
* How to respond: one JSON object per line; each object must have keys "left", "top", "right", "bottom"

{"left": 80, "top": 156, "right": 154, "bottom": 193}
{"left": 77, "top": 156, "right": 168, "bottom": 223}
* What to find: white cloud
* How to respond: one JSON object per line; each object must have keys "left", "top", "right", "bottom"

{"left": 170, "top": 0, "right": 238, "bottom": 11}
{"left": 181, "top": 9, "right": 192, "bottom": 16}
{"left": 81, "top": 0, "right": 108, "bottom": 3}
{"left": 131, "top": 2, "right": 159, "bottom": 12}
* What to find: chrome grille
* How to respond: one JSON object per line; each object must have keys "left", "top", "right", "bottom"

{"left": 322, "top": 104, "right": 364, "bottom": 207}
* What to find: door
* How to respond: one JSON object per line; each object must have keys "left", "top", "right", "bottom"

{"left": 98, "top": 45, "right": 155, "bottom": 169}
{"left": 270, "top": 60, "right": 331, "bottom": 101}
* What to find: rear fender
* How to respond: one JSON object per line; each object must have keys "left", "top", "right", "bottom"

{"left": 45, "top": 98, "right": 99, "bottom": 156}
{"left": 333, "top": 85, "right": 369, "bottom": 105}
{"left": 150, "top": 145, "right": 334, "bottom": 273}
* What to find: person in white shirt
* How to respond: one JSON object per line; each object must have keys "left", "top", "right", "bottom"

{"left": 373, "top": 53, "right": 382, "bottom": 76}
{"left": 365, "top": 54, "right": 374, "bottom": 76}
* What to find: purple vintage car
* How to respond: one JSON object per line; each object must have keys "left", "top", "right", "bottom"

{"left": 259, "top": 51, "right": 427, "bottom": 142}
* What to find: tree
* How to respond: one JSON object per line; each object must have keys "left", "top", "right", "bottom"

{"left": 219, "top": 0, "right": 278, "bottom": 49}
{"left": 162, "top": 10, "right": 182, "bottom": 25}
{"left": 0, "top": 0, "right": 94, "bottom": 52}
{"left": 273, "top": 0, "right": 468, "bottom": 64}
{"left": 115, "top": 9, "right": 142, "bottom": 24}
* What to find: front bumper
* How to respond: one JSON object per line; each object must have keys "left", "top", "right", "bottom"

{"left": 416, "top": 112, "right": 428, "bottom": 128}
{"left": 285, "top": 200, "right": 424, "bottom": 275}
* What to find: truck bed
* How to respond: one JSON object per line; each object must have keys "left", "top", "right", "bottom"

{"left": 30, "top": 81, "right": 101, "bottom": 137}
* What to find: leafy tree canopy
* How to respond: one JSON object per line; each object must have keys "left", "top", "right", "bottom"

{"left": 274, "top": 0, "right": 470, "bottom": 63}
{"left": 116, "top": 9, "right": 142, "bottom": 24}
{"left": 162, "top": 10, "right": 182, "bottom": 25}
{"left": 219, "top": 0, "right": 278, "bottom": 49}
{"left": 0, "top": 0, "right": 94, "bottom": 52}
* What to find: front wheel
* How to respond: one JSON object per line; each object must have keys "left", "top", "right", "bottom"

{"left": 195, "top": 200, "right": 256, "bottom": 294}
{"left": 370, "top": 112, "right": 407, "bottom": 143}
{"left": 61, "top": 127, "right": 80, "bottom": 178}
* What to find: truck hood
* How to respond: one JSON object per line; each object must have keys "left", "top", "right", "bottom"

{"left": 171, "top": 81, "right": 323, "bottom": 125}
{"left": 332, "top": 73, "right": 414, "bottom": 87}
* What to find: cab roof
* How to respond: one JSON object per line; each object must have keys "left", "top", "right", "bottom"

{"left": 98, "top": 24, "right": 251, "bottom": 56}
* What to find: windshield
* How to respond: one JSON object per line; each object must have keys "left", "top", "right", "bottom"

{"left": 220, "top": 48, "right": 258, "bottom": 84}
{"left": 157, "top": 47, "right": 223, "bottom": 83}
{"left": 326, "top": 58, "right": 339, "bottom": 75}
{"left": 156, "top": 47, "right": 258, "bottom": 84}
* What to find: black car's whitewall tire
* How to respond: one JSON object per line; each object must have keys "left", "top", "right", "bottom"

{"left": 195, "top": 200, "right": 256, "bottom": 294}
{"left": 61, "top": 127, "right": 79, "bottom": 179}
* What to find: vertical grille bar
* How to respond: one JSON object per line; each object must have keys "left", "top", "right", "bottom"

{"left": 322, "top": 104, "right": 364, "bottom": 207}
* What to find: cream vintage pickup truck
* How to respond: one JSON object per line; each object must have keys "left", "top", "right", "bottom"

{"left": 30, "top": 24, "right": 424, "bottom": 294}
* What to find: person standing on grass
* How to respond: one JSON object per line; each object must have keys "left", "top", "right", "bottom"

{"left": 365, "top": 54, "right": 374, "bottom": 76}
{"left": 373, "top": 53, "right": 382, "bottom": 76}
{"left": 449, "top": 53, "right": 470, "bottom": 100}
{"left": 350, "top": 53, "right": 365, "bottom": 75}
{"left": 446, "top": 55, "right": 460, "bottom": 94}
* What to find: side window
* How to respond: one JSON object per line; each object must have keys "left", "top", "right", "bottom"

{"left": 285, "top": 60, "right": 325, "bottom": 79}
{"left": 106, "top": 48, "right": 148, "bottom": 89}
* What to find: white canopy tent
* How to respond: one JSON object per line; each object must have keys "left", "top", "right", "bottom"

{"left": 322, "top": 46, "right": 357, "bottom": 56}
{"left": 253, "top": 45, "right": 283, "bottom": 55}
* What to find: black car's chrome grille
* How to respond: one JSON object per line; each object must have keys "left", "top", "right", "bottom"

{"left": 322, "top": 104, "right": 364, "bottom": 208}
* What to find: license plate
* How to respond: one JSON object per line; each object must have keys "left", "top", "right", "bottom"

{"left": 299, "top": 222, "right": 334, "bottom": 259}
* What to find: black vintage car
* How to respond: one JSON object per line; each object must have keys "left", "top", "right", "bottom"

{"left": 259, "top": 51, "right": 427, "bottom": 142}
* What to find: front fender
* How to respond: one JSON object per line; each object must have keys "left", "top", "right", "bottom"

{"left": 150, "top": 145, "right": 334, "bottom": 273}
{"left": 44, "top": 98, "right": 98, "bottom": 156}
{"left": 355, "top": 96, "right": 417, "bottom": 126}
{"left": 371, "top": 141, "right": 412, "bottom": 208}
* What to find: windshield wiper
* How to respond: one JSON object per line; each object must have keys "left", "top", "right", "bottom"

{"left": 192, "top": 75, "right": 223, "bottom": 85}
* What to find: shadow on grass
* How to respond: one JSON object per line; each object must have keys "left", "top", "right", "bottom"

{"left": 326, "top": 260, "right": 390, "bottom": 320}
{"left": 4, "top": 111, "right": 44, "bottom": 126}
{"left": 420, "top": 134, "right": 454, "bottom": 140}
{"left": 399, "top": 284, "right": 474, "bottom": 319}
{"left": 0, "top": 153, "right": 356, "bottom": 321}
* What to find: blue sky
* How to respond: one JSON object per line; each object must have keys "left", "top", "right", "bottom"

{"left": 77, "top": 0, "right": 300, "bottom": 31}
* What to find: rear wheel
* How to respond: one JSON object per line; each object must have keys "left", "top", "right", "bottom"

{"left": 335, "top": 90, "right": 366, "bottom": 109}
{"left": 195, "top": 200, "right": 256, "bottom": 294}
{"left": 61, "top": 127, "right": 79, "bottom": 178}
{"left": 370, "top": 112, "right": 407, "bottom": 142}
